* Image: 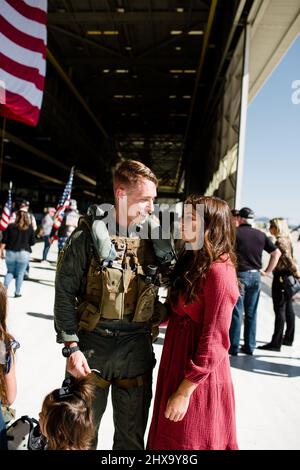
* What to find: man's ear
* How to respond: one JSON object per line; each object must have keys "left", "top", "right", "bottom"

{"left": 115, "top": 187, "right": 127, "bottom": 200}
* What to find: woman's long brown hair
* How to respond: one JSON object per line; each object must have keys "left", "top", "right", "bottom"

{"left": 170, "top": 195, "right": 237, "bottom": 303}
{"left": 0, "top": 283, "right": 14, "bottom": 404}
{"left": 15, "top": 210, "right": 30, "bottom": 231}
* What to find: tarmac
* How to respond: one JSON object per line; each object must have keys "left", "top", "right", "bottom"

{"left": 1, "top": 233, "right": 300, "bottom": 450}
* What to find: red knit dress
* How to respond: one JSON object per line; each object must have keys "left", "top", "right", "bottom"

{"left": 147, "top": 258, "right": 239, "bottom": 450}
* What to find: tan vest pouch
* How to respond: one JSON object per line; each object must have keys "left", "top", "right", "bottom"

{"left": 78, "top": 301, "right": 101, "bottom": 331}
{"left": 132, "top": 275, "right": 158, "bottom": 322}
{"left": 100, "top": 267, "right": 125, "bottom": 320}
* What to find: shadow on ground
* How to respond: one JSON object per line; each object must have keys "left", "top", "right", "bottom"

{"left": 27, "top": 312, "right": 54, "bottom": 321}
{"left": 230, "top": 354, "right": 300, "bottom": 377}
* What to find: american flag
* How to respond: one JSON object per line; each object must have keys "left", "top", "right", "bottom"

{"left": 0, "top": 0, "right": 48, "bottom": 126}
{"left": 52, "top": 167, "right": 75, "bottom": 231}
{"left": 0, "top": 186, "right": 12, "bottom": 231}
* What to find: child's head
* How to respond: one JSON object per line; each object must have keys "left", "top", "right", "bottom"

{"left": 39, "top": 375, "right": 95, "bottom": 450}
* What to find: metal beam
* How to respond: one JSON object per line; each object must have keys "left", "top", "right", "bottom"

{"left": 48, "top": 25, "right": 124, "bottom": 58}
{"left": 64, "top": 57, "right": 197, "bottom": 68}
{"left": 0, "top": 128, "right": 96, "bottom": 186}
{"left": 184, "top": 0, "right": 219, "bottom": 144}
{"left": 3, "top": 161, "right": 65, "bottom": 185}
{"left": 48, "top": 12, "right": 208, "bottom": 25}
{"left": 46, "top": 48, "right": 109, "bottom": 140}
{"left": 202, "top": 0, "right": 247, "bottom": 122}
{"left": 176, "top": 0, "right": 219, "bottom": 192}
{"left": 235, "top": 24, "right": 250, "bottom": 208}
{"left": 136, "top": 23, "right": 205, "bottom": 59}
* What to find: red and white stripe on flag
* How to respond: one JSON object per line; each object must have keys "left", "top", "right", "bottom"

{"left": 0, "top": 0, "right": 47, "bottom": 126}
{"left": 0, "top": 208, "right": 11, "bottom": 231}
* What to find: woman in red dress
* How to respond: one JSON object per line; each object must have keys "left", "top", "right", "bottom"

{"left": 147, "top": 195, "right": 239, "bottom": 450}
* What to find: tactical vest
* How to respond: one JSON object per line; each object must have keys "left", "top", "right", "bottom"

{"left": 77, "top": 230, "right": 159, "bottom": 331}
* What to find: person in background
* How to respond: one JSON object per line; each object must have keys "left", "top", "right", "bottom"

{"left": 40, "top": 207, "right": 56, "bottom": 263}
{"left": 0, "top": 284, "right": 19, "bottom": 449}
{"left": 229, "top": 207, "right": 281, "bottom": 356}
{"left": 148, "top": 196, "right": 239, "bottom": 450}
{"left": 17, "top": 200, "right": 37, "bottom": 280}
{"left": 39, "top": 375, "right": 94, "bottom": 450}
{"left": 0, "top": 210, "right": 35, "bottom": 297}
{"left": 19, "top": 200, "right": 37, "bottom": 232}
{"left": 57, "top": 199, "right": 80, "bottom": 253}
{"left": 231, "top": 209, "right": 240, "bottom": 228}
{"left": 258, "top": 218, "right": 300, "bottom": 351}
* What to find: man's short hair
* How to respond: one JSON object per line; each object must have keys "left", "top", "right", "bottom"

{"left": 113, "top": 159, "right": 158, "bottom": 189}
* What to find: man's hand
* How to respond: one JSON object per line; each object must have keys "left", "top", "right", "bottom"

{"left": 164, "top": 392, "right": 190, "bottom": 422}
{"left": 260, "top": 269, "right": 269, "bottom": 276}
{"left": 66, "top": 350, "right": 91, "bottom": 378}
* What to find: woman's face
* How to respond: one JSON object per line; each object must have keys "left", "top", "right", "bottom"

{"left": 180, "top": 206, "right": 201, "bottom": 244}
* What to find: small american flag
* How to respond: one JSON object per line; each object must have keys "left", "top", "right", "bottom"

{"left": 0, "top": 186, "right": 13, "bottom": 231}
{"left": 52, "top": 167, "right": 75, "bottom": 231}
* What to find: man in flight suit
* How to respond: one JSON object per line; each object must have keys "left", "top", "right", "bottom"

{"left": 54, "top": 160, "right": 174, "bottom": 450}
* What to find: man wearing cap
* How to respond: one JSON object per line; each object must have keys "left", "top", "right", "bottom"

{"left": 40, "top": 207, "right": 56, "bottom": 263}
{"left": 229, "top": 207, "right": 281, "bottom": 355}
{"left": 57, "top": 199, "right": 80, "bottom": 253}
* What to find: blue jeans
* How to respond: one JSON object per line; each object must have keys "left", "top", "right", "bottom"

{"left": 58, "top": 237, "right": 68, "bottom": 253}
{"left": 4, "top": 250, "right": 30, "bottom": 295}
{"left": 229, "top": 270, "right": 261, "bottom": 353}
{"left": 42, "top": 235, "right": 51, "bottom": 260}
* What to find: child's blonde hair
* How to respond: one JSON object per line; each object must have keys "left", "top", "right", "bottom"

{"left": 40, "top": 375, "right": 95, "bottom": 450}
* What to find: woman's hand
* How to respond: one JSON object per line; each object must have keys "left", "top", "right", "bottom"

{"left": 164, "top": 392, "right": 190, "bottom": 422}
{"left": 164, "top": 378, "right": 198, "bottom": 422}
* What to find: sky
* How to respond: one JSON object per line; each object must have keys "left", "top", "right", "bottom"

{"left": 242, "top": 34, "right": 300, "bottom": 226}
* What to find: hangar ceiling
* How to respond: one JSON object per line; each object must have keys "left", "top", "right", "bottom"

{"left": 0, "top": 0, "right": 254, "bottom": 206}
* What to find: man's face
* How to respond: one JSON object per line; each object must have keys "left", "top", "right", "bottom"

{"left": 233, "top": 215, "right": 240, "bottom": 227}
{"left": 116, "top": 177, "right": 157, "bottom": 226}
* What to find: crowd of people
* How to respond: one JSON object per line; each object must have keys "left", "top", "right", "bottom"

{"left": 0, "top": 160, "right": 299, "bottom": 451}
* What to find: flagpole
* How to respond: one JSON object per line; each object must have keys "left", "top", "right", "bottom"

{"left": 0, "top": 117, "right": 7, "bottom": 193}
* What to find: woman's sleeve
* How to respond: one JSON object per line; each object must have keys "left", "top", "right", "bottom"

{"left": 2, "top": 227, "right": 9, "bottom": 244}
{"left": 184, "top": 263, "right": 237, "bottom": 384}
{"left": 29, "top": 226, "right": 36, "bottom": 246}
{"left": 4, "top": 340, "right": 20, "bottom": 375}
{"left": 276, "top": 238, "right": 299, "bottom": 276}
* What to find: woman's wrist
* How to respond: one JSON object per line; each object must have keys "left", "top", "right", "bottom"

{"left": 177, "top": 378, "right": 198, "bottom": 398}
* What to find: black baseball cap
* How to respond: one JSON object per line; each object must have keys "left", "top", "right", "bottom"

{"left": 239, "top": 207, "right": 255, "bottom": 219}
{"left": 20, "top": 200, "right": 30, "bottom": 206}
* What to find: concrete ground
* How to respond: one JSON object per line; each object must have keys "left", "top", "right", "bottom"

{"left": 1, "top": 234, "right": 300, "bottom": 450}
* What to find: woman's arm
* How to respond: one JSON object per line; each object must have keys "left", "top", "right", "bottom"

{"left": 29, "top": 226, "right": 36, "bottom": 246}
{"left": 276, "top": 238, "right": 299, "bottom": 277}
{"left": 0, "top": 243, "right": 6, "bottom": 258}
{"left": 4, "top": 354, "right": 17, "bottom": 405}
